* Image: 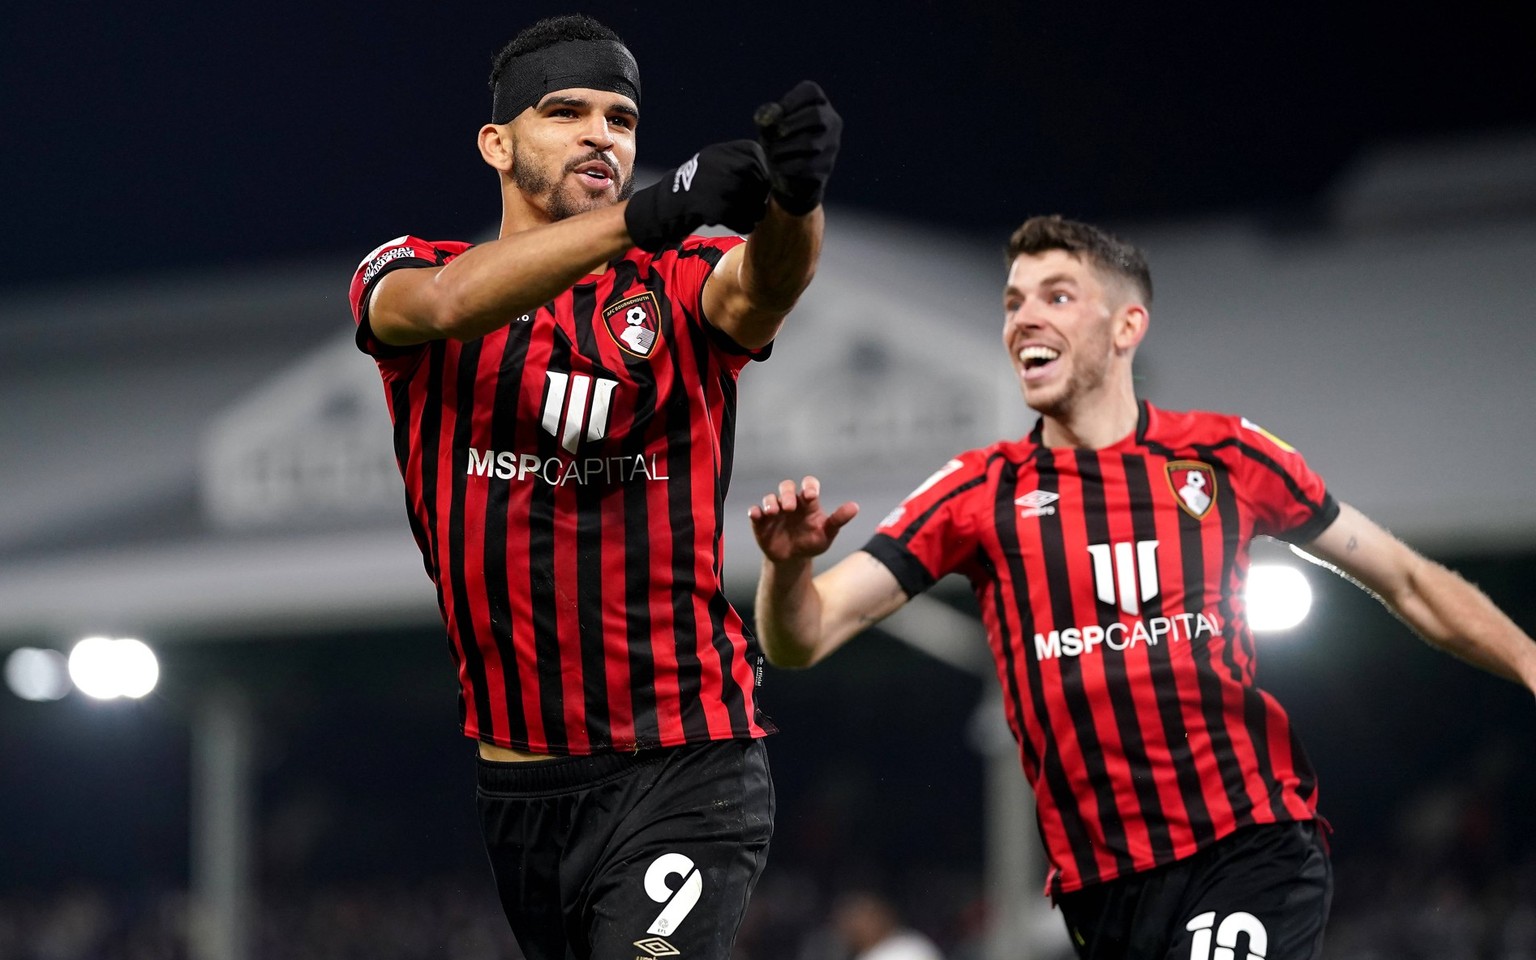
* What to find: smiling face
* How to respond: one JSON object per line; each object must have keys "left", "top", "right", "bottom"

{"left": 493, "top": 87, "right": 638, "bottom": 221}
{"left": 1002, "top": 249, "right": 1147, "bottom": 420}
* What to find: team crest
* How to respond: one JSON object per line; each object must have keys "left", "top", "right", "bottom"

{"left": 1165, "top": 460, "right": 1217, "bottom": 520}
{"left": 604, "top": 292, "right": 663, "bottom": 358}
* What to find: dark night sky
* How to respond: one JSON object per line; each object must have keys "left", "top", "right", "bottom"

{"left": 5, "top": 0, "right": 1534, "bottom": 294}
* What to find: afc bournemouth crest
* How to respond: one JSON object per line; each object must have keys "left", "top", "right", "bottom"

{"left": 1165, "top": 460, "right": 1217, "bottom": 520}
{"left": 604, "top": 292, "right": 663, "bottom": 359}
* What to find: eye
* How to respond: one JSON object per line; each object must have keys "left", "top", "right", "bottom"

{"left": 608, "top": 115, "right": 633, "bottom": 130}
{"left": 549, "top": 108, "right": 577, "bottom": 118}
{"left": 1050, "top": 291, "right": 1072, "bottom": 304}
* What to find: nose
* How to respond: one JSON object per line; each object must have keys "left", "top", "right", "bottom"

{"left": 580, "top": 115, "right": 614, "bottom": 150}
{"left": 1006, "top": 302, "right": 1041, "bottom": 334}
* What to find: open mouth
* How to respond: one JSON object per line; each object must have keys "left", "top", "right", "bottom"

{"left": 572, "top": 160, "right": 616, "bottom": 190}
{"left": 1018, "top": 345, "right": 1061, "bottom": 380}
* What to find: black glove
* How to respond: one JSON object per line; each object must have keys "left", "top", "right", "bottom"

{"left": 624, "top": 140, "right": 771, "bottom": 252}
{"left": 754, "top": 80, "right": 842, "bottom": 216}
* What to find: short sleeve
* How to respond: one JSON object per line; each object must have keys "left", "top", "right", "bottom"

{"left": 348, "top": 236, "right": 472, "bottom": 377}
{"left": 862, "top": 451, "right": 988, "bottom": 597}
{"left": 1233, "top": 416, "right": 1339, "bottom": 543}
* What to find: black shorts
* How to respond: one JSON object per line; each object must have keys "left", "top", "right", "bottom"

{"left": 476, "top": 738, "right": 774, "bottom": 960}
{"left": 1056, "top": 821, "right": 1332, "bottom": 960}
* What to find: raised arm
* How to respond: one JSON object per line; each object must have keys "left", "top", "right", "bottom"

{"left": 369, "top": 205, "right": 631, "bottom": 346}
{"left": 703, "top": 81, "right": 841, "bottom": 350}
{"left": 750, "top": 477, "right": 909, "bottom": 668}
{"left": 1304, "top": 502, "right": 1536, "bottom": 695}
{"left": 371, "top": 140, "right": 774, "bottom": 346}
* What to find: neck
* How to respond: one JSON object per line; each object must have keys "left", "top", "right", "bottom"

{"left": 499, "top": 183, "right": 551, "bottom": 238}
{"left": 1038, "top": 382, "right": 1140, "bottom": 449}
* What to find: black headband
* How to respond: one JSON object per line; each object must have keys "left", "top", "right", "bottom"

{"left": 491, "top": 39, "right": 641, "bottom": 124}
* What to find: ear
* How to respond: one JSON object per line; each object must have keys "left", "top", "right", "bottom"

{"left": 478, "top": 123, "right": 514, "bottom": 173}
{"left": 1112, "top": 301, "right": 1149, "bottom": 353}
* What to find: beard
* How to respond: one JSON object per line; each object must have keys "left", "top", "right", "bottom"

{"left": 1025, "top": 341, "right": 1112, "bottom": 420}
{"left": 512, "top": 149, "right": 633, "bottom": 222}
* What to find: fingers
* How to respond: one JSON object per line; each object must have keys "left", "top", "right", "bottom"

{"left": 749, "top": 477, "right": 829, "bottom": 518}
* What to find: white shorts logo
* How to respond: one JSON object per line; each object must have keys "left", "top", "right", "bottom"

{"left": 644, "top": 852, "right": 702, "bottom": 937}
{"left": 1187, "top": 910, "right": 1268, "bottom": 960}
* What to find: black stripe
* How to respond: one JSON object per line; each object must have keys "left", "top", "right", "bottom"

{"left": 1146, "top": 437, "right": 1252, "bottom": 828}
{"left": 652, "top": 276, "right": 710, "bottom": 742}
{"left": 863, "top": 533, "right": 938, "bottom": 596}
{"left": 414, "top": 344, "right": 469, "bottom": 730}
{"left": 484, "top": 328, "right": 530, "bottom": 747}
{"left": 392, "top": 374, "right": 459, "bottom": 729}
{"left": 569, "top": 284, "right": 612, "bottom": 746}
{"left": 671, "top": 268, "right": 752, "bottom": 740}
{"left": 529, "top": 329, "right": 571, "bottom": 752}
{"left": 1199, "top": 444, "right": 1276, "bottom": 820}
{"left": 622, "top": 353, "right": 660, "bottom": 747}
{"left": 1034, "top": 451, "right": 1133, "bottom": 880}
{"left": 708, "top": 367, "right": 752, "bottom": 737}
{"left": 446, "top": 341, "right": 496, "bottom": 742}
{"left": 989, "top": 463, "right": 1062, "bottom": 847}
{"left": 389, "top": 378, "right": 435, "bottom": 584}
{"left": 618, "top": 257, "right": 662, "bottom": 747}
{"left": 1076, "top": 449, "right": 1172, "bottom": 864}
{"left": 895, "top": 475, "right": 990, "bottom": 548}
{"left": 1122, "top": 453, "right": 1215, "bottom": 847}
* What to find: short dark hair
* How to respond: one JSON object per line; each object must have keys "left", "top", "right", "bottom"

{"left": 1006, "top": 215, "right": 1153, "bottom": 306}
{"left": 488, "top": 14, "right": 625, "bottom": 91}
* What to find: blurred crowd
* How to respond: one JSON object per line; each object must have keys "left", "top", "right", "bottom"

{"left": 3, "top": 851, "right": 1535, "bottom": 960}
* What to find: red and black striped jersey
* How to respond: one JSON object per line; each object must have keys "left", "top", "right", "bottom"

{"left": 347, "top": 234, "right": 776, "bottom": 755}
{"left": 864, "top": 401, "right": 1339, "bottom": 895}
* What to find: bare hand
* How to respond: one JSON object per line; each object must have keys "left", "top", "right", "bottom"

{"left": 748, "top": 476, "right": 859, "bottom": 563}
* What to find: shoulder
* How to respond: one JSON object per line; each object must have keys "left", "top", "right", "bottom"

{"left": 348, "top": 236, "right": 473, "bottom": 317}
{"left": 633, "top": 234, "right": 744, "bottom": 272}
{"left": 1142, "top": 403, "right": 1301, "bottom": 455}
{"left": 353, "top": 236, "right": 472, "bottom": 280}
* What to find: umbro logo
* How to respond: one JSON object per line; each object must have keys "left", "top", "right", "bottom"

{"left": 1015, "top": 489, "right": 1059, "bottom": 519}
{"left": 633, "top": 938, "right": 680, "bottom": 957}
{"left": 673, "top": 155, "right": 698, "bottom": 193}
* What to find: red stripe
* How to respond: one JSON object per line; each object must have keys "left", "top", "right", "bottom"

{"left": 1061, "top": 454, "right": 1156, "bottom": 869}
{"left": 1200, "top": 487, "right": 1274, "bottom": 822}
{"left": 1029, "top": 453, "right": 1121, "bottom": 882}
{"left": 645, "top": 446, "right": 684, "bottom": 746}
{"left": 1104, "top": 454, "right": 1193, "bottom": 866}
{"left": 460, "top": 337, "right": 507, "bottom": 733}
{"left": 508, "top": 331, "right": 552, "bottom": 752}
{"left": 1142, "top": 467, "right": 1210, "bottom": 859}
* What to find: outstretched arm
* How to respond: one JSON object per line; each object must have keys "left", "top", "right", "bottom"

{"left": 750, "top": 476, "right": 909, "bottom": 668}
{"left": 703, "top": 81, "right": 841, "bottom": 350}
{"left": 1304, "top": 502, "right": 1536, "bottom": 695}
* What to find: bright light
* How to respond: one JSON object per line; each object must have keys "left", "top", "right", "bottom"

{"left": 67, "top": 636, "right": 160, "bottom": 700}
{"left": 5, "top": 647, "right": 72, "bottom": 701}
{"left": 1246, "top": 564, "right": 1313, "bottom": 633}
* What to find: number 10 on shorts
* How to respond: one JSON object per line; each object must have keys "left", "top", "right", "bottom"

{"left": 1187, "top": 910, "right": 1268, "bottom": 960}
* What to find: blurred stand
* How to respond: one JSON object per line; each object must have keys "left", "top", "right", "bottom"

{"left": 189, "top": 685, "right": 254, "bottom": 960}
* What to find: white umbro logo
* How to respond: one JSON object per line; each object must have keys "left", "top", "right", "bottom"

{"left": 1015, "top": 489, "right": 1059, "bottom": 519}
{"left": 673, "top": 154, "right": 699, "bottom": 193}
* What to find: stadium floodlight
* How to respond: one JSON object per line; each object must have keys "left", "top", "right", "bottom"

{"left": 4, "top": 647, "right": 72, "bottom": 701}
{"left": 1245, "top": 564, "right": 1313, "bottom": 633}
{"left": 67, "top": 636, "right": 160, "bottom": 700}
